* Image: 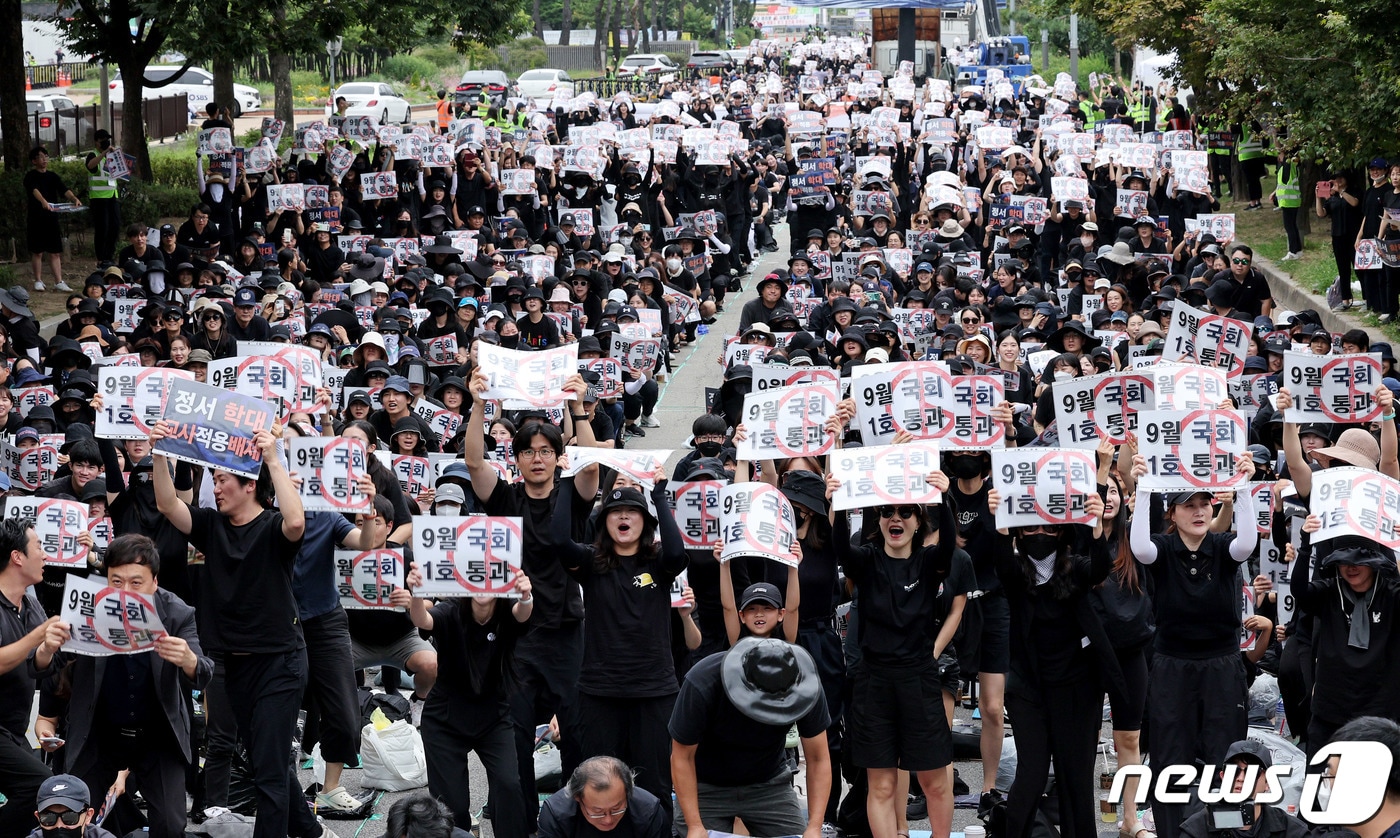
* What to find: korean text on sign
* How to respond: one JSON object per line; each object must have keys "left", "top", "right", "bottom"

{"left": 95, "top": 368, "right": 195, "bottom": 440}
{"left": 1150, "top": 363, "right": 1229, "bottom": 410}
{"left": 478, "top": 344, "right": 579, "bottom": 407}
{"left": 991, "top": 448, "right": 1099, "bottom": 529}
{"left": 717, "top": 483, "right": 801, "bottom": 566}
{"left": 412, "top": 516, "right": 524, "bottom": 598}
{"left": 736, "top": 382, "right": 840, "bottom": 461}
{"left": 335, "top": 549, "right": 406, "bottom": 610}
{"left": 60, "top": 574, "right": 168, "bottom": 656}
{"left": 7, "top": 496, "right": 89, "bottom": 567}
{"left": 828, "top": 442, "right": 942, "bottom": 512}
{"left": 1282, "top": 351, "right": 1383, "bottom": 424}
{"left": 1135, "top": 409, "right": 1248, "bottom": 491}
{"left": 1310, "top": 467, "right": 1400, "bottom": 549}
{"left": 291, "top": 437, "right": 373, "bottom": 513}
{"left": 667, "top": 480, "right": 723, "bottom": 548}
{"left": 155, "top": 378, "right": 273, "bottom": 479}
{"left": 1052, "top": 370, "right": 1155, "bottom": 449}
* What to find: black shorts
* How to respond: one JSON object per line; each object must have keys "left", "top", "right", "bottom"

{"left": 1109, "top": 642, "right": 1150, "bottom": 732}
{"left": 937, "top": 651, "right": 960, "bottom": 697}
{"left": 957, "top": 591, "right": 1010, "bottom": 675}
{"left": 849, "top": 660, "right": 952, "bottom": 772}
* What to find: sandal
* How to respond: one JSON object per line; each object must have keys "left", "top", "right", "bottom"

{"left": 1120, "top": 827, "right": 1156, "bottom": 838}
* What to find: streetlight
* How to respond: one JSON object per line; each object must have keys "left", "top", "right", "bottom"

{"left": 326, "top": 37, "right": 343, "bottom": 89}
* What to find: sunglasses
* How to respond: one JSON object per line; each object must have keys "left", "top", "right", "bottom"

{"left": 879, "top": 506, "right": 919, "bottom": 519}
{"left": 38, "top": 813, "right": 83, "bottom": 828}
{"left": 163, "top": 313, "right": 183, "bottom": 322}
{"left": 639, "top": 235, "right": 652, "bottom": 240}
{"left": 67, "top": 305, "right": 79, "bottom": 312}
{"left": 962, "top": 318, "right": 980, "bottom": 325}
{"left": 1231, "top": 258, "right": 1251, "bottom": 266}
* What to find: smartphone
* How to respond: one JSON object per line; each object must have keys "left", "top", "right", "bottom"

{"left": 1315, "top": 181, "right": 1333, "bottom": 199}
{"left": 40, "top": 736, "right": 64, "bottom": 747}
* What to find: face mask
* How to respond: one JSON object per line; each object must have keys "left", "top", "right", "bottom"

{"left": 1055, "top": 370, "right": 1076, "bottom": 382}
{"left": 696, "top": 440, "right": 723, "bottom": 458}
{"left": 1315, "top": 781, "right": 1331, "bottom": 811}
{"left": 619, "top": 235, "right": 634, "bottom": 247}
{"left": 947, "top": 456, "right": 983, "bottom": 479}
{"left": 49, "top": 826, "right": 83, "bottom": 838}
{"left": 666, "top": 258, "right": 683, "bottom": 274}
{"left": 1018, "top": 533, "right": 1058, "bottom": 561}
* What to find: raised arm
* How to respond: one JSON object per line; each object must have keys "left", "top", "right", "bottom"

{"left": 1129, "top": 485, "right": 1158, "bottom": 565}
{"left": 259, "top": 428, "right": 304, "bottom": 542}
{"left": 463, "top": 368, "right": 501, "bottom": 501}
{"left": 550, "top": 477, "right": 595, "bottom": 574}
{"left": 148, "top": 421, "right": 193, "bottom": 535}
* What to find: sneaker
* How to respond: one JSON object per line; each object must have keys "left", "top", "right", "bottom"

{"left": 1331, "top": 300, "right": 1350, "bottom": 312}
{"left": 1243, "top": 204, "right": 1262, "bottom": 211}
{"left": 822, "top": 824, "right": 844, "bottom": 838}
{"left": 53, "top": 281, "right": 72, "bottom": 292}
{"left": 906, "top": 792, "right": 928, "bottom": 819}
{"left": 1281, "top": 252, "right": 1300, "bottom": 261}
{"left": 625, "top": 424, "right": 646, "bottom": 437}
{"left": 410, "top": 695, "right": 424, "bottom": 727}
{"left": 640, "top": 414, "right": 660, "bottom": 428}
{"left": 33, "top": 281, "right": 44, "bottom": 292}
{"left": 1382, "top": 314, "right": 1394, "bottom": 324}
{"left": 315, "top": 786, "right": 365, "bottom": 814}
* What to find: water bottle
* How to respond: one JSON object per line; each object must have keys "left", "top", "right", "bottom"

{"left": 697, "top": 324, "right": 709, "bottom": 336}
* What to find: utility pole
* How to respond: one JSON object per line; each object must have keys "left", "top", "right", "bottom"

{"left": 1008, "top": 0, "right": 1016, "bottom": 35}
{"left": 326, "top": 37, "right": 342, "bottom": 89}
{"left": 1068, "top": 13, "right": 1079, "bottom": 82}
{"left": 1040, "top": 28, "right": 1048, "bottom": 72}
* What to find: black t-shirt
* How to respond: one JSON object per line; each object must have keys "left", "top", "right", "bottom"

{"left": 24, "top": 169, "right": 66, "bottom": 218}
{"left": 935, "top": 548, "right": 976, "bottom": 629}
{"left": 516, "top": 314, "right": 561, "bottom": 350}
{"left": 110, "top": 481, "right": 193, "bottom": 602}
{"left": 0, "top": 590, "right": 46, "bottom": 737}
{"left": 947, "top": 480, "right": 1000, "bottom": 592}
{"left": 428, "top": 598, "right": 524, "bottom": 700}
{"left": 1325, "top": 194, "right": 1362, "bottom": 240}
{"left": 482, "top": 475, "right": 587, "bottom": 629}
{"left": 187, "top": 506, "right": 303, "bottom": 654}
{"left": 228, "top": 315, "right": 272, "bottom": 342}
{"left": 668, "top": 651, "right": 830, "bottom": 786}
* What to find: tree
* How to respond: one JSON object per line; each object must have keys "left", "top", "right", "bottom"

{"left": 54, "top": 0, "right": 200, "bottom": 181}
{"left": 0, "top": 0, "right": 30, "bottom": 171}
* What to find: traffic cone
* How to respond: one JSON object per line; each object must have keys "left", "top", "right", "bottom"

{"left": 25, "top": 77, "right": 31, "bottom": 91}
{"left": 57, "top": 70, "right": 70, "bottom": 87}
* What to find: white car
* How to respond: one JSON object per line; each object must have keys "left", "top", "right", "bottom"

{"left": 515, "top": 69, "right": 574, "bottom": 104}
{"left": 329, "top": 83, "right": 412, "bottom": 125}
{"left": 109, "top": 65, "right": 261, "bottom": 118}
{"left": 617, "top": 54, "right": 680, "bottom": 78}
{"left": 25, "top": 92, "right": 89, "bottom": 145}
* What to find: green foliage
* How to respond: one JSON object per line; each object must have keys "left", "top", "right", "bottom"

{"left": 120, "top": 181, "right": 197, "bottom": 228}
{"left": 382, "top": 55, "right": 438, "bottom": 85}
{"left": 414, "top": 43, "right": 466, "bottom": 69}
{"left": 489, "top": 38, "right": 549, "bottom": 76}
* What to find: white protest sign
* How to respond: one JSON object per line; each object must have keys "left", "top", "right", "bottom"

{"left": 290, "top": 436, "right": 372, "bottom": 513}
{"left": 561, "top": 447, "right": 671, "bottom": 483}
{"left": 1163, "top": 305, "right": 1251, "bottom": 377}
{"left": 95, "top": 367, "right": 195, "bottom": 440}
{"left": 478, "top": 343, "right": 578, "bottom": 407}
{"left": 1230, "top": 373, "right": 1280, "bottom": 419}
{"left": 992, "top": 447, "right": 1099, "bottom": 529}
{"left": 411, "top": 516, "right": 524, "bottom": 597}
{"left": 112, "top": 299, "right": 142, "bottom": 333}
{"left": 750, "top": 365, "right": 840, "bottom": 393}
{"left": 667, "top": 480, "right": 724, "bottom": 549}
{"left": 717, "top": 482, "right": 800, "bottom": 566}
{"left": 6, "top": 496, "right": 89, "bottom": 567}
{"left": 1052, "top": 370, "right": 1155, "bottom": 448}
{"left": 1150, "top": 363, "right": 1230, "bottom": 410}
{"left": 828, "top": 442, "right": 941, "bottom": 512}
{"left": 736, "top": 382, "right": 839, "bottom": 461}
{"left": 1136, "top": 409, "right": 1248, "bottom": 491}
{"left": 1309, "top": 467, "right": 1400, "bottom": 549}
{"left": 851, "top": 363, "right": 1006, "bottom": 449}
{"left": 1282, "top": 351, "right": 1383, "bottom": 424}
{"left": 59, "top": 574, "right": 169, "bottom": 656}
{"left": 335, "top": 549, "right": 406, "bottom": 610}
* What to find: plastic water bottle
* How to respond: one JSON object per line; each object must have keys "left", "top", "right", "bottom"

{"left": 697, "top": 324, "right": 709, "bottom": 336}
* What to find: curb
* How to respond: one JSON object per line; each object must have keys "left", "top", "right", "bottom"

{"left": 1248, "top": 251, "right": 1384, "bottom": 343}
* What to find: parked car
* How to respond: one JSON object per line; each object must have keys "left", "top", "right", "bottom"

{"left": 616, "top": 54, "right": 680, "bottom": 78}
{"left": 329, "top": 83, "right": 413, "bottom": 125}
{"left": 455, "top": 70, "right": 515, "bottom": 109}
{"left": 110, "top": 65, "right": 261, "bottom": 118}
{"left": 515, "top": 69, "right": 574, "bottom": 104}
{"left": 25, "top": 92, "right": 90, "bottom": 145}
{"left": 685, "top": 51, "right": 735, "bottom": 74}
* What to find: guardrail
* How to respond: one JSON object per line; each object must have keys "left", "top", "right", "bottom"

{"left": 23, "top": 94, "right": 190, "bottom": 157}
{"left": 26, "top": 62, "right": 91, "bottom": 90}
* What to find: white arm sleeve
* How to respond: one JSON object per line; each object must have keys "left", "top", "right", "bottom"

{"left": 1130, "top": 490, "right": 1158, "bottom": 564}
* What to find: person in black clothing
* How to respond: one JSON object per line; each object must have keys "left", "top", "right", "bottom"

{"left": 1317, "top": 172, "right": 1363, "bottom": 310}
{"left": 1356, "top": 159, "right": 1390, "bottom": 314}
{"left": 1128, "top": 455, "right": 1259, "bottom": 838}
{"left": 1177, "top": 740, "right": 1307, "bottom": 838}
{"left": 1291, "top": 525, "right": 1400, "bottom": 755}
{"left": 228, "top": 286, "right": 272, "bottom": 342}
{"left": 0, "top": 518, "right": 56, "bottom": 838}
{"left": 538, "top": 757, "right": 672, "bottom": 838}
{"left": 408, "top": 567, "right": 533, "bottom": 838}
{"left": 989, "top": 490, "right": 1115, "bottom": 838}
{"left": 517, "top": 287, "right": 561, "bottom": 350}
{"left": 463, "top": 368, "right": 602, "bottom": 831}
{"left": 149, "top": 420, "right": 326, "bottom": 838}
{"left": 825, "top": 441, "right": 957, "bottom": 838}
{"left": 548, "top": 480, "right": 688, "bottom": 804}
{"left": 302, "top": 224, "right": 346, "bottom": 283}
{"left": 176, "top": 204, "right": 222, "bottom": 265}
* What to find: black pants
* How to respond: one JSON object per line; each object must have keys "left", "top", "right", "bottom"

{"left": 201, "top": 657, "right": 237, "bottom": 809}
{"left": 575, "top": 692, "right": 676, "bottom": 804}
{"left": 1282, "top": 207, "right": 1304, "bottom": 254}
{"left": 424, "top": 697, "right": 526, "bottom": 838}
{"left": 301, "top": 607, "right": 361, "bottom": 766}
{"left": 1278, "top": 633, "right": 1313, "bottom": 747}
{"left": 1242, "top": 158, "right": 1267, "bottom": 203}
{"left": 1384, "top": 264, "right": 1400, "bottom": 318}
{"left": 0, "top": 729, "right": 50, "bottom": 838}
{"left": 624, "top": 379, "right": 659, "bottom": 422}
{"left": 798, "top": 623, "right": 846, "bottom": 823}
{"left": 225, "top": 649, "right": 320, "bottom": 838}
{"left": 90, "top": 196, "right": 121, "bottom": 263}
{"left": 510, "top": 624, "right": 584, "bottom": 831}
{"left": 1332, "top": 238, "right": 1356, "bottom": 299}
{"left": 1147, "top": 653, "right": 1247, "bottom": 838}
{"left": 74, "top": 725, "right": 187, "bottom": 838}
{"left": 1005, "top": 677, "right": 1103, "bottom": 838}
{"left": 1360, "top": 267, "right": 1383, "bottom": 308}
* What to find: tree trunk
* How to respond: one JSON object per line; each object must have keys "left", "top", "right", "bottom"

{"left": 533, "top": 0, "right": 544, "bottom": 38}
{"left": 213, "top": 54, "right": 236, "bottom": 126}
{"left": 271, "top": 2, "right": 293, "bottom": 125}
{"left": 594, "top": 0, "right": 607, "bottom": 72}
{"left": 560, "top": 0, "right": 572, "bottom": 45}
{"left": 610, "top": 0, "right": 622, "bottom": 67}
{"left": 0, "top": 0, "right": 30, "bottom": 171}
{"left": 640, "top": 0, "right": 650, "bottom": 53}
{"left": 120, "top": 59, "right": 153, "bottom": 181}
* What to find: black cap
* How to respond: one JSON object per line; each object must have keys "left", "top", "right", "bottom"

{"left": 739, "top": 582, "right": 783, "bottom": 610}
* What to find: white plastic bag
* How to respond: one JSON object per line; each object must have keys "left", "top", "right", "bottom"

{"left": 360, "top": 720, "right": 428, "bottom": 791}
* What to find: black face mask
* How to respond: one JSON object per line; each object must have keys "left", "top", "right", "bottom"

{"left": 696, "top": 440, "right": 723, "bottom": 458}
{"left": 946, "top": 456, "right": 983, "bottom": 479}
{"left": 1018, "top": 533, "right": 1058, "bottom": 561}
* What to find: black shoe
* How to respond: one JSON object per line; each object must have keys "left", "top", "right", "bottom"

{"left": 625, "top": 424, "right": 646, "bottom": 437}
{"left": 906, "top": 793, "right": 927, "bottom": 820}
{"left": 953, "top": 767, "right": 969, "bottom": 796}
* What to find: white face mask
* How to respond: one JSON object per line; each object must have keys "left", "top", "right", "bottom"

{"left": 666, "top": 258, "right": 682, "bottom": 274}
{"left": 1054, "top": 369, "right": 1076, "bottom": 382}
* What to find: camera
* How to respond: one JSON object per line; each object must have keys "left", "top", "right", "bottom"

{"left": 1205, "top": 802, "right": 1254, "bottom": 833}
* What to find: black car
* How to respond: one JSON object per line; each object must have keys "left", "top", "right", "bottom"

{"left": 685, "top": 51, "right": 735, "bottom": 74}
{"left": 455, "top": 70, "right": 514, "bottom": 109}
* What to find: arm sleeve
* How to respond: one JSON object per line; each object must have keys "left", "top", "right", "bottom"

{"left": 652, "top": 481, "right": 688, "bottom": 579}
{"left": 174, "top": 461, "right": 195, "bottom": 492}
{"left": 1289, "top": 532, "right": 1328, "bottom": 612}
{"left": 833, "top": 512, "right": 870, "bottom": 585}
{"left": 1130, "top": 490, "right": 1159, "bottom": 564}
{"left": 550, "top": 477, "right": 593, "bottom": 573}
{"left": 1228, "top": 489, "right": 1259, "bottom": 563}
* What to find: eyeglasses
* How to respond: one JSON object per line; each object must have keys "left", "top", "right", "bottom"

{"left": 1231, "top": 258, "right": 1251, "bottom": 266}
{"left": 638, "top": 235, "right": 652, "bottom": 241}
{"left": 67, "top": 305, "right": 79, "bottom": 312}
{"left": 694, "top": 434, "right": 725, "bottom": 444}
{"left": 37, "top": 812, "right": 83, "bottom": 828}
{"left": 962, "top": 318, "right": 980, "bottom": 325}
{"left": 580, "top": 805, "right": 627, "bottom": 820}
{"left": 879, "top": 506, "right": 918, "bottom": 519}
{"left": 517, "top": 447, "right": 557, "bottom": 460}
{"left": 492, "top": 259, "right": 506, "bottom": 266}
{"left": 1021, "top": 524, "right": 1061, "bottom": 536}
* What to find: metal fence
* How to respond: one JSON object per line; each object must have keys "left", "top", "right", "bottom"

{"left": 25, "top": 93, "right": 190, "bottom": 157}
{"left": 233, "top": 49, "right": 388, "bottom": 83}
{"left": 25, "top": 62, "right": 92, "bottom": 90}
{"left": 576, "top": 78, "right": 662, "bottom": 98}
{"left": 543, "top": 40, "right": 700, "bottom": 72}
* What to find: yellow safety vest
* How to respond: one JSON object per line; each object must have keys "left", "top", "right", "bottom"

{"left": 88, "top": 155, "right": 117, "bottom": 199}
{"left": 1237, "top": 126, "right": 1264, "bottom": 161}
{"left": 1277, "top": 164, "right": 1301, "bottom": 208}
